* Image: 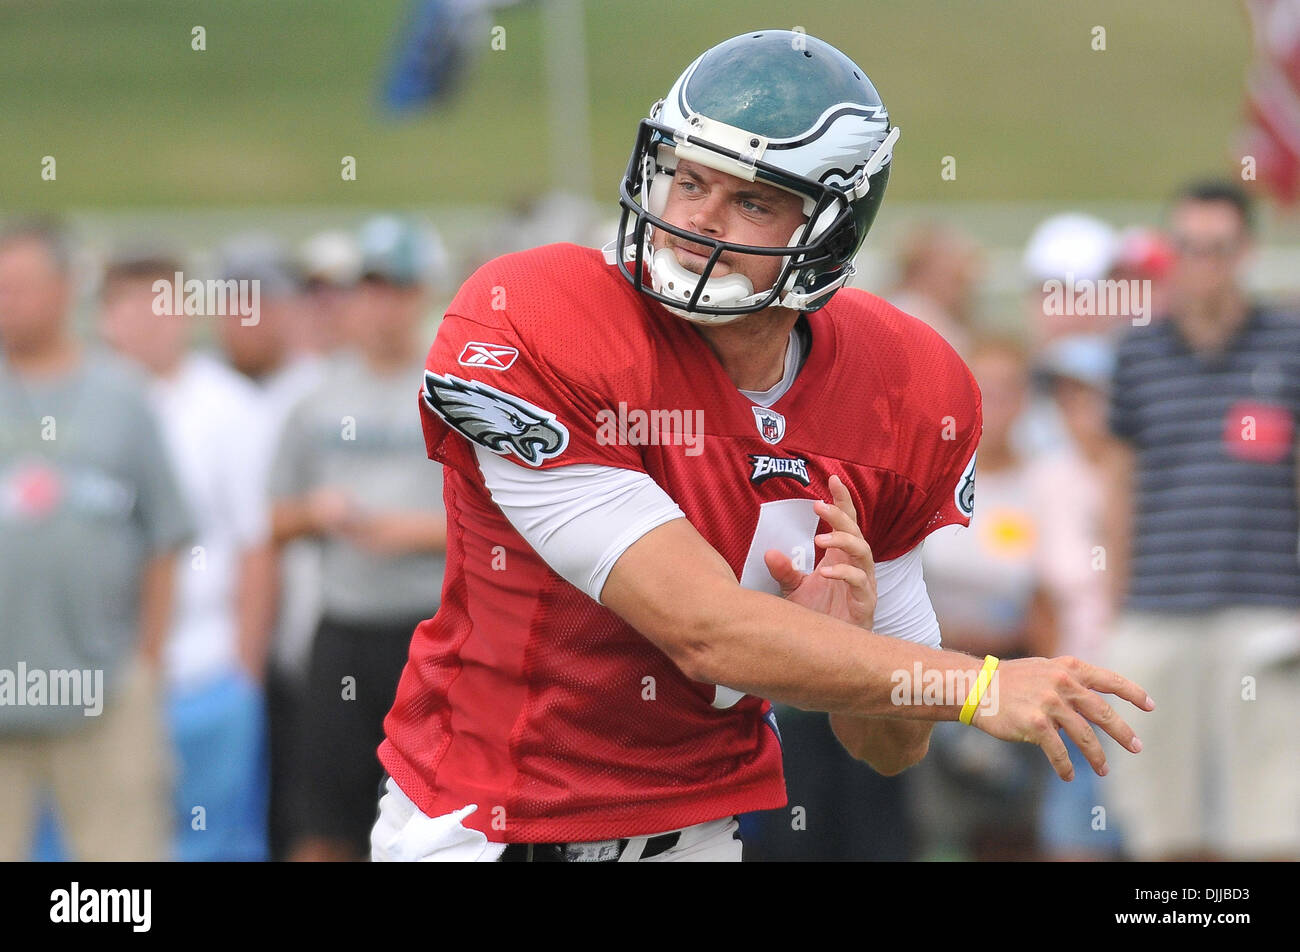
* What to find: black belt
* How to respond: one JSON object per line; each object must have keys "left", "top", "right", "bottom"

{"left": 500, "top": 831, "right": 681, "bottom": 863}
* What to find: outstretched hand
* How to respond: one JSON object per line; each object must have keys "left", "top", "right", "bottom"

{"left": 761, "top": 475, "right": 1155, "bottom": 783}
{"left": 972, "top": 655, "right": 1154, "bottom": 781}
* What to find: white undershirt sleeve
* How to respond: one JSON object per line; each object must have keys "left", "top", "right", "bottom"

{"left": 870, "top": 543, "right": 942, "bottom": 648}
{"left": 472, "top": 445, "right": 685, "bottom": 603}
{"left": 473, "top": 444, "right": 942, "bottom": 647}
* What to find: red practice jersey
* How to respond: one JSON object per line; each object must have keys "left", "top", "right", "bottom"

{"left": 380, "top": 243, "right": 982, "bottom": 842}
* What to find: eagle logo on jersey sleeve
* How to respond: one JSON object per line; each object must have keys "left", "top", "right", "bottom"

{"left": 423, "top": 371, "right": 569, "bottom": 465}
{"left": 955, "top": 451, "right": 976, "bottom": 517}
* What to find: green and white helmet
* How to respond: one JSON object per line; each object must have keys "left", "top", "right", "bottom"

{"left": 609, "top": 30, "right": 899, "bottom": 323}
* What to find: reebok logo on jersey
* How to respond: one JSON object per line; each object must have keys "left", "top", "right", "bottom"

{"left": 751, "top": 406, "right": 787, "bottom": 445}
{"left": 748, "top": 455, "right": 810, "bottom": 486}
{"left": 457, "top": 341, "right": 520, "bottom": 371}
{"left": 423, "top": 371, "right": 569, "bottom": 466}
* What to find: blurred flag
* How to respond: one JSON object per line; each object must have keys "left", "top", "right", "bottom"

{"left": 382, "top": 0, "right": 532, "bottom": 114}
{"left": 1239, "top": 0, "right": 1300, "bottom": 204}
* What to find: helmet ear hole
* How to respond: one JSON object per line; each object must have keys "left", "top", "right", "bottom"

{"left": 825, "top": 223, "right": 857, "bottom": 263}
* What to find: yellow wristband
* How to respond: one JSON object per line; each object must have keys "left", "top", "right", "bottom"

{"left": 959, "top": 655, "right": 1000, "bottom": 725}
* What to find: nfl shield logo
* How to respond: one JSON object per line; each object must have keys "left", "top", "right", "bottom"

{"left": 751, "top": 406, "right": 787, "bottom": 445}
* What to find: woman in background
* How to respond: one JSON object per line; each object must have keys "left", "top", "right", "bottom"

{"left": 909, "top": 337, "right": 1055, "bottom": 861}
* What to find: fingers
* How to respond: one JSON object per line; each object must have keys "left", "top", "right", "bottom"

{"left": 814, "top": 497, "right": 859, "bottom": 538}
{"left": 817, "top": 561, "right": 875, "bottom": 627}
{"left": 1068, "top": 657, "right": 1155, "bottom": 712}
{"left": 1048, "top": 657, "right": 1146, "bottom": 756}
{"left": 816, "top": 561, "right": 870, "bottom": 588}
{"left": 1033, "top": 719, "right": 1076, "bottom": 781}
{"left": 827, "top": 474, "right": 859, "bottom": 524}
{"left": 1069, "top": 686, "right": 1143, "bottom": 754}
{"left": 975, "top": 658, "right": 1151, "bottom": 778}
{"left": 763, "top": 549, "right": 805, "bottom": 597}
{"left": 1052, "top": 706, "right": 1108, "bottom": 777}
{"left": 814, "top": 529, "right": 874, "bottom": 567}
{"left": 815, "top": 476, "right": 876, "bottom": 574}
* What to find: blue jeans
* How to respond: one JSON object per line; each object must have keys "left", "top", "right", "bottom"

{"left": 166, "top": 668, "right": 269, "bottom": 862}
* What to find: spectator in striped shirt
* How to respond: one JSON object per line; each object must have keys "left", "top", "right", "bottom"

{"left": 1103, "top": 180, "right": 1300, "bottom": 861}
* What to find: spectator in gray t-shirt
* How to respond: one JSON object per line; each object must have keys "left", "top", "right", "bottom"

{"left": 271, "top": 350, "right": 446, "bottom": 623}
{"left": 0, "top": 221, "right": 192, "bottom": 861}
{"left": 270, "top": 215, "right": 447, "bottom": 862}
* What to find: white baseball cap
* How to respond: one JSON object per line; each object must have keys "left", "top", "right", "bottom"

{"left": 1022, "top": 213, "right": 1119, "bottom": 283}
{"left": 299, "top": 230, "right": 361, "bottom": 288}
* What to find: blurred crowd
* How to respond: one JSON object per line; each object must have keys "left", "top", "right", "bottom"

{"left": 1, "top": 178, "right": 1297, "bottom": 862}
{"left": 0, "top": 214, "right": 450, "bottom": 862}
{"left": 748, "top": 180, "right": 1300, "bottom": 862}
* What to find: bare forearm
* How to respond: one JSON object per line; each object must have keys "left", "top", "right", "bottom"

{"left": 373, "top": 511, "right": 448, "bottom": 553}
{"left": 601, "top": 508, "right": 1154, "bottom": 784}
{"left": 601, "top": 520, "right": 982, "bottom": 719}
{"left": 1103, "top": 442, "right": 1134, "bottom": 612}
{"left": 236, "top": 544, "right": 278, "bottom": 680}
{"left": 137, "top": 552, "right": 177, "bottom": 666}
{"left": 270, "top": 498, "right": 317, "bottom": 545}
{"left": 691, "top": 583, "right": 980, "bottom": 718}
{"left": 830, "top": 714, "right": 933, "bottom": 774}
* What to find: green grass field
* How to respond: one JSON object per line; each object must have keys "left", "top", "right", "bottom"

{"left": 0, "top": 0, "right": 1251, "bottom": 210}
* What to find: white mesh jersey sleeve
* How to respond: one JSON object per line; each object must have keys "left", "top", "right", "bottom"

{"left": 472, "top": 445, "right": 942, "bottom": 648}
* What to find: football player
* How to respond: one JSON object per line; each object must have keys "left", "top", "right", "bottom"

{"left": 373, "top": 30, "right": 1153, "bottom": 862}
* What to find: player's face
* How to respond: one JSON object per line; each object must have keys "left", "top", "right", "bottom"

{"left": 654, "top": 159, "right": 807, "bottom": 295}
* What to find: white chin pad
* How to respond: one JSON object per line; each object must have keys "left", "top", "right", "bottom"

{"left": 650, "top": 247, "right": 754, "bottom": 314}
